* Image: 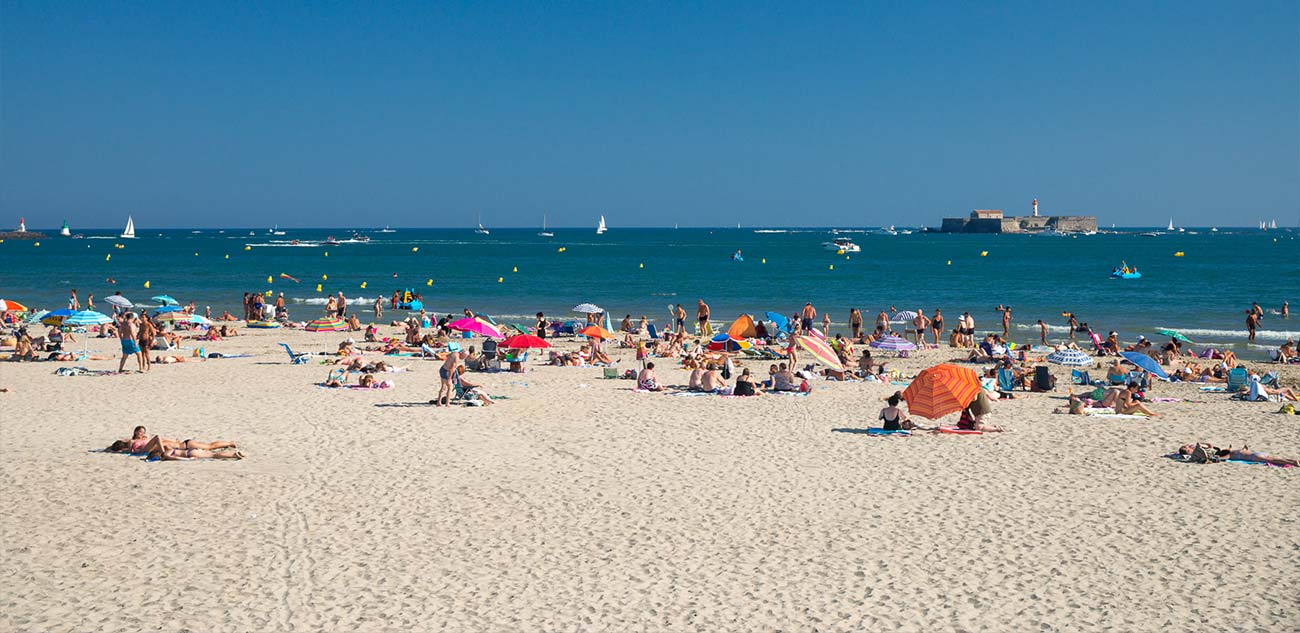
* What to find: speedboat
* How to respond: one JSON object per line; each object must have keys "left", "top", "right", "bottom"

{"left": 822, "top": 237, "right": 861, "bottom": 252}
{"left": 378, "top": 226, "right": 397, "bottom": 233}
{"left": 869, "top": 225, "right": 897, "bottom": 236}
{"left": 323, "top": 236, "right": 341, "bottom": 246}
{"left": 351, "top": 232, "right": 370, "bottom": 243}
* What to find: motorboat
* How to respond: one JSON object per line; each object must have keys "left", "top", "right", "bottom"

{"left": 822, "top": 237, "right": 861, "bottom": 252}
{"left": 323, "top": 236, "right": 341, "bottom": 246}
{"left": 351, "top": 232, "right": 370, "bottom": 243}
{"left": 869, "top": 225, "right": 897, "bottom": 236}
{"left": 378, "top": 226, "right": 397, "bottom": 233}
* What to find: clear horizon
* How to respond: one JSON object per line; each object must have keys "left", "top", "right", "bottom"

{"left": 3, "top": 2, "right": 1297, "bottom": 229}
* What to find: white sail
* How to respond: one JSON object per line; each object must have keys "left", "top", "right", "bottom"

{"left": 1269, "top": 219, "right": 1277, "bottom": 229}
{"left": 538, "top": 212, "right": 553, "bottom": 237}
{"left": 1166, "top": 218, "right": 1175, "bottom": 231}
{"left": 121, "top": 215, "right": 136, "bottom": 238}
{"left": 475, "top": 212, "right": 490, "bottom": 235}
{"left": 596, "top": 215, "right": 607, "bottom": 234}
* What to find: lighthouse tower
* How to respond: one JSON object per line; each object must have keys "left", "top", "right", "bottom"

{"left": 17, "top": 217, "right": 26, "bottom": 232}
{"left": 1032, "top": 198, "right": 1038, "bottom": 217}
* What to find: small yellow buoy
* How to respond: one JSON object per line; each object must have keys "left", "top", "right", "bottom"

{"left": 947, "top": 260, "right": 952, "bottom": 265}
{"left": 426, "top": 278, "right": 433, "bottom": 286}
{"left": 639, "top": 262, "right": 644, "bottom": 269}
{"left": 980, "top": 251, "right": 989, "bottom": 257}
{"left": 360, "top": 281, "right": 367, "bottom": 289}
{"left": 267, "top": 275, "right": 273, "bottom": 284}
{"left": 324, "top": 251, "right": 329, "bottom": 257}
{"left": 224, "top": 254, "right": 229, "bottom": 259}
{"left": 105, "top": 254, "right": 111, "bottom": 261}
{"left": 322, "top": 274, "right": 328, "bottom": 280}
{"left": 264, "top": 290, "right": 272, "bottom": 297}
{"left": 761, "top": 258, "right": 766, "bottom": 264}
{"left": 512, "top": 266, "right": 518, "bottom": 273}
{"left": 497, "top": 277, "right": 504, "bottom": 283}
{"left": 34, "top": 242, "right": 40, "bottom": 247}
{"left": 244, "top": 245, "right": 251, "bottom": 251}
{"left": 316, "top": 284, "right": 322, "bottom": 292}
{"left": 837, "top": 249, "right": 844, "bottom": 255}
{"left": 845, "top": 255, "right": 850, "bottom": 260}
{"left": 194, "top": 252, "right": 199, "bottom": 257}
{"left": 1174, "top": 251, "right": 1185, "bottom": 257}
{"left": 829, "top": 264, "right": 834, "bottom": 270}
{"left": 411, "top": 247, "right": 419, "bottom": 253}
{"left": 144, "top": 280, "right": 151, "bottom": 288}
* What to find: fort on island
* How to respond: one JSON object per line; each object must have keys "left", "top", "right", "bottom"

{"left": 939, "top": 199, "right": 1097, "bottom": 234}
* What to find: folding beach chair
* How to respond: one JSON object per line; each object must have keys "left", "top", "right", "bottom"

{"left": 1032, "top": 365, "right": 1055, "bottom": 392}
{"left": 647, "top": 323, "right": 660, "bottom": 340}
{"left": 1225, "top": 367, "right": 1249, "bottom": 392}
{"left": 481, "top": 339, "right": 499, "bottom": 357}
{"left": 279, "top": 343, "right": 310, "bottom": 364}
{"left": 1071, "top": 369, "right": 1092, "bottom": 385}
{"left": 1125, "top": 371, "right": 1149, "bottom": 389}
{"left": 996, "top": 368, "right": 1020, "bottom": 393}
{"left": 603, "top": 367, "right": 621, "bottom": 379}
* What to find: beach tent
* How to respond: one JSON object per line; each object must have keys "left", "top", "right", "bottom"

{"left": 902, "top": 364, "right": 981, "bottom": 419}
{"left": 727, "top": 314, "right": 758, "bottom": 339}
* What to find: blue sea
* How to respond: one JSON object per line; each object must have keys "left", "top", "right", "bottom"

{"left": 3, "top": 226, "right": 1297, "bottom": 357}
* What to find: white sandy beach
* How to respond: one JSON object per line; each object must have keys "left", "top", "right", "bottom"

{"left": 2, "top": 326, "right": 1298, "bottom": 631}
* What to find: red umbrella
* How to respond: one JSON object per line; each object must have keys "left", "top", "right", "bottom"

{"left": 502, "top": 334, "right": 551, "bottom": 349}
{"left": 902, "top": 364, "right": 982, "bottom": 419}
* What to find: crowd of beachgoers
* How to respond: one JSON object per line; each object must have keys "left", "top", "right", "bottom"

{"left": 1, "top": 289, "right": 1297, "bottom": 467}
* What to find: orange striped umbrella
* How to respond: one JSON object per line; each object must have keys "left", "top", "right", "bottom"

{"left": 579, "top": 325, "right": 617, "bottom": 340}
{"left": 902, "top": 364, "right": 982, "bottom": 419}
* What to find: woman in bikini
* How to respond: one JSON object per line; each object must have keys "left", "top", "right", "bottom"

{"left": 1178, "top": 443, "right": 1298, "bottom": 466}
{"left": 108, "top": 426, "right": 237, "bottom": 454}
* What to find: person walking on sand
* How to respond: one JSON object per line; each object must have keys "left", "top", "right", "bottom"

{"left": 821, "top": 313, "right": 831, "bottom": 337}
{"left": 137, "top": 312, "right": 156, "bottom": 372}
{"left": 1246, "top": 310, "right": 1259, "bottom": 342}
{"left": 997, "top": 305, "right": 1012, "bottom": 338}
{"left": 86, "top": 293, "right": 95, "bottom": 311}
{"left": 930, "top": 308, "right": 944, "bottom": 346}
{"left": 117, "top": 313, "right": 142, "bottom": 373}
{"left": 697, "top": 299, "right": 711, "bottom": 335}
{"left": 849, "top": 308, "right": 863, "bottom": 339}
{"left": 1037, "top": 319, "right": 1048, "bottom": 345}
{"left": 373, "top": 297, "right": 383, "bottom": 319}
{"left": 800, "top": 302, "right": 817, "bottom": 334}
{"left": 674, "top": 304, "right": 687, "bottom": 333}
{"left": 69, "top": 289, "right": 80, "bottom": 311}
{"left": 435, "top": 350, "right": 466, "bottom": 407}
{"left": 337, "top": 291, "right": 347, "bottom": 318}
{"left": 1066, "top": 312, "right": 1079, "bottom": 342}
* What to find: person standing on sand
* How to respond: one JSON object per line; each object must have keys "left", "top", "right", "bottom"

{"left": 674, "top": 304, "right": 687, "bottom": 333}
{"left": 137, "top": 312, "right": 155, "bottom": 372}
{"left": 697, "top": 299, "right": 711, "bottom": 334}
{"left": 69, "top": 289, "right": 80, "bottom": 311}
{"left": 912, "top": 310, "right": 930, "bottom": 346}
{"left": 849, "top": 308, "right": 863, "bottom": 339}
{"left": 337, "top": 291, "right": 347, "bottom": 318}
{"left": 800, "top": 302, "right": 816, "bottom": 334}
{"left": 435, "top": 350, "right": 466, "bottom": 407}
{"left": 118, "top": 313, "right": 141, "bottom": 373}
{"left": 1246, "top": 310, "right": 1259, "bottom": 342}
{"left": 373, "top": 298, "right": 383, "bottom": 319}
{"left": 930, "top": 308, "right": 944, "bottom": 346}
{"left": 536, "top": 312, "right": 548, "bottom": 339}
{"left": 1037, "top": 319, "right": 1048, "bottom": 345}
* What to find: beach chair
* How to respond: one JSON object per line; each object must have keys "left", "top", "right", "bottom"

{"left": 279, "top": 343, "right": 310, "bottom": 364}
{"left": 1071, "top": 369, "right": 1092, "bottom": 385}
{"left": 482, "top": 339, "right": 499, "bottom": 357}
{"left": 451, "top": 374, "right": 482, "bottom": 405}
{"left": 1032, "top": 365, "right": 1055, "bottom": 392}
{"left": 1225, "top": 367, "right": 1249, "bottom": 392}
{"left": 603, "top": 367, "right": 621, "bottom": 379}
{"left": 1125, "top": 371, "right": 1149, "bottom": 389}
{"left": 503, "top": 350, "right": 528, "bottom": 373}
{"left": 996, "top": 368, "right": 1020, "bottom": 392}
{"left": 647, "top": 323, "right": 660, "bottom": 340}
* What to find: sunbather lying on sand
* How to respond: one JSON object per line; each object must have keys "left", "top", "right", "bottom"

{"left": 1178, "top": 443, "right": 1298, "bottom": 466}
{"left": 154, "top": 355, "right": 203, "bottom": 364}
{"left": 107, "top": 426, "right": 237, "bottom": 454}
{"left": 148, "top": 446, "right": 244, "bottom": 461}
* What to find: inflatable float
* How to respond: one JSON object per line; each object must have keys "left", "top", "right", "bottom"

{"left": 246, "top": 321, "right": 281, "bottom": 329}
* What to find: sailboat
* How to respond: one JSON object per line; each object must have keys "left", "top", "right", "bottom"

{"left": 120, "top": 216, "right": 136, "bottom": 239}
{"left": 1166, "top": 218, "right": 1175, "bottom": 231}
{"left": 378, "top": 225, "right": 397, "bottom": 233}
{"left": 59, "top": 219, "right": 71, "bottom": 237}
{"left": 538, "top": 213, "right": 553, "bottom": 237}
{"left": 475, "top": 212, "right": 490, "bottom": 235}
{"left": 1269, "top": 219, "right": 1277, "bottom": 229}
{"left": 596, "top": 215, "right": 607, "bottom": 235}
{"left": 268, "top": 224, "right": 286, "bottom": 236}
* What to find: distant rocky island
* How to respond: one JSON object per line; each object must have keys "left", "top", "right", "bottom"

{"left": 939, "top": 200, "right": 1097, "bottom": 234}
{"left": 1, "top": 218, "right": 47, "bottom": 240}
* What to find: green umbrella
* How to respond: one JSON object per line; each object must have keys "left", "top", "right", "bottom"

{"left": 1155, "top": 328, "right": 1194, "bottom": 343}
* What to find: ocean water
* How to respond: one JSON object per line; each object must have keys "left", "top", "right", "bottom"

{"left": 3, "top": 226, "right": 1297, "bottom": 357}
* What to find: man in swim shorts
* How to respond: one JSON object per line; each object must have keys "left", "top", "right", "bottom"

{"left": 118, "top": 313, "right": 142, "bottom": 373}
{"left": 435, "top": 350, "right": 466, "bottom": 407}
{"left": 697, "top": 299, "right": 710, "bottom": 334}
{"left": 800, "top": 302, "right": 816, "bottom": 334}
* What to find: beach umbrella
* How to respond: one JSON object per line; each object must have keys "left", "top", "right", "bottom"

{"left": 870, "top": 335, "right": 917, "bottom": 352}
{"left": 891, "top": 310, "right": 918, "bottom": 323}
{"left": 448, "top": 317, "right": 505, "bottom": 339}
{"left": 794, "top": 335, "right": 844, "bottom": 372}
{"left": 707, "top": 332, "right": 752, "bottom": 352}
{"left": 153, "top": 306, "right": 183, "bottom": 314}
{"left": 764, "top": 311, "right": 792, "bottom": 333}
{"left": 572, "top": 303, "right": 604, "bottom": 314}
{"left": 502, "top": 334, "right": 551, "bottom": 349}
{"left": 579, "top": 325, "right": 617, "bottom": 340}
{"left": 61, "top": 310, "right": 114, "bottom": 327}
{"left": 151, "top": 295, "right": 180, "bottom": 306}
{"left": 903, "top": 364, "right": 982, "bottom": 419}
{"left": 1120, "top": 351, "right": 1170, "bottom": 381}
{"left": 1154, "top": 328, "right": 1194, "bottom": 343}
{"left": 0, "top": 299, "right": 29, "bottom": 312}
{"left": 1046, "top": 349, "right": 1094, "bottom": 367}
{"left": 102, "top": 295, "right": 133, "bottom": 309}
{"left": 304, "top": 316, "right": 348, "bottom": 332}
{"left": 40, "top": 308, "right": 76, "bottom": 326}
{"left": 156, "top": 312, "right": 212, "bottom": 326}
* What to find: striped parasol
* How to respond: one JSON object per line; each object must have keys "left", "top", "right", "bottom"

{"left": 304, "top": 316, "right": 348, "bottom": 332}
{"left": 794, "top": 335, "right": 843, "bottom": 372}
{"left": 870, "top": 335, "right": 917, "bottom": 352}
{"left": 156, "top": 312, "right": 212, "bottom": 326}
{"left": 891, "top": 310, "right": 918, "bottom": 322}
{"left": 448, "top": 317, "right": 505, "bottom": 339}
{"left": 1046, "top": 349, "right": 1093, "bottom": 366}
{"left": 61, "top": 310, "right": 114, "bottom": 327}
{"left": 571, "top": 303, "right": 604, "bottom": 314}
{"left": 0, "top": 299, "right": 29, "bottom": 312}
{"left": 902, "top": 364, "right": 982, "bottom": 420}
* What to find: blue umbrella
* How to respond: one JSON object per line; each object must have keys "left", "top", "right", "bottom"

{"left": 40, "top": 308, "right": 76, "bottom": 326}
{"left": 1046, "top": 349, "right": 1093, "bottom": 367}
{"left": 152, "top": 295, "right": 180, "bottom": 306}
{"left": 153, "top": 306, "right": 183, "bottom": 314}
{"left": 62, "top": 310, "right": 114, "bottom": 327}
{"left": 1120, "top": 351, "right": 1169, "bottom": 380}
{"left": 764, "top": 311, "right": 792, "bottom": 333}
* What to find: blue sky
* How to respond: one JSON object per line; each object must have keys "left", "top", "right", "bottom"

{"left": 3, "top": 1, "right": 1296, "bottom": 229}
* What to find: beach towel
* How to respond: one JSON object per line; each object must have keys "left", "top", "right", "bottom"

{"left": 865, "top": 428, "right": 911, "bottom": 436}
